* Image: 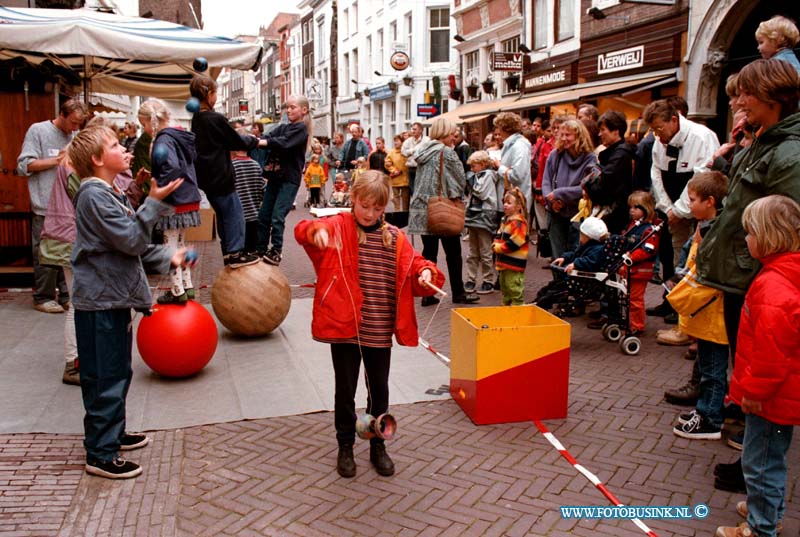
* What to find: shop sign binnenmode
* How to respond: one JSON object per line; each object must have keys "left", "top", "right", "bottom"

{"left": 597, "top": 46, "right": 644, "bottom": 75}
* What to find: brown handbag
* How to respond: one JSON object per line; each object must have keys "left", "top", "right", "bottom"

{"left": 426, "top": 151, "right": 465, "bottom": 236}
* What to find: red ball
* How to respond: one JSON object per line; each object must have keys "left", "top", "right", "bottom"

{"left": 136, "top": 301, "right": 218, "bottom": 377}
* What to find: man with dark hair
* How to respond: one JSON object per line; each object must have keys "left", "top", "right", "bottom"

{"left": 596, "top": 110, "right": 635, "bottom": 234}
{"left": 17, "top": 98, "right": 88, "bottom": 314}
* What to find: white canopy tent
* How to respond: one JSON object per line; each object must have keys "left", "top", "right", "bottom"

{"left": 0, "top": 6, "right": 263, "bottom": 99}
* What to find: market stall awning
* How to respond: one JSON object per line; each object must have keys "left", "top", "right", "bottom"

{"left": 502, "top": 69, "right": 678, "bottom": 112}
{"left": 0, "top": 6, "right": 263, "bottom": 99}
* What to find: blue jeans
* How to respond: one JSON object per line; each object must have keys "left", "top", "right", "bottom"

{"left": 694, "top": 339, "right": 728, "bottom": 428}
{"left": 76, "top": 309, "right": 133, "bottom": 462}
{"left": 742, "top": 413, "right": 792, "bottom": 537}
{"left": 208, "top": 191, "right": 246, "bottom": 255}
{"left": 257, "top": 180, "right": 300, "bottom": 253}
{"left": 547, "top": 211, "right": 578, "bottom": 259}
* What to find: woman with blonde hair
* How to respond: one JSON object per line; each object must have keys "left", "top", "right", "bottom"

{"left": 409, "top": 117, "right": 479, "bottom": 304}
{"left": 541, "top": 118, "right": 598, "bottom": 257}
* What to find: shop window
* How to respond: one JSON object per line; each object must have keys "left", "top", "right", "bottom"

{"left": 464, "top": 50, "right": 479, "bottom": 85}
{"left": 429, "top": 8, "right": 450, "bottom": 63}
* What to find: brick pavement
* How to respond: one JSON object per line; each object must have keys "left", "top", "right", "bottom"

{"left": 1, "top": 207, "right": 798, "bottom": 536}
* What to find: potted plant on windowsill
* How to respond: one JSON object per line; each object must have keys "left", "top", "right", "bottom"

{"left": 466, "top": 80, "right": 479, "bottom": 99}
{"left": 504, "top": 73, "right": 520, "bottom": 92}
{"left": 481, "top": 77, "right": 495, "bottom": 95}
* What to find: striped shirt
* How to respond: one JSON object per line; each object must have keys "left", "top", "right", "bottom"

{"left": 232, "top": 156, "right": 264, "bottom": 222}
{"left": 493, "top": 214, "right": 529, "bottom": 272}
{"left": 339, "top": 225, "right": 397, "bottom": 348}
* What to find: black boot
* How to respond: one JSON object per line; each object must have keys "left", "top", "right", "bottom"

{"left": 664, "top": 360, "right": 700, "bottom": 406}
{"left": 336, "top": 444, "right": 356, "bottom": 478}
{"left": 369, "top": 442, "right": 395, "bottom": 476}
{"left": 714, "top": 457, "right": 743, "bottom": 482}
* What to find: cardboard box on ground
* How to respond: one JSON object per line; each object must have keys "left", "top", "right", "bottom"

{"left": 184, "top": 193, "right": 216, "bottom": 241}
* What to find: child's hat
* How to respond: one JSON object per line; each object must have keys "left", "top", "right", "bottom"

{"left": 580, "top": 217, "right": 608, "bottom": 241}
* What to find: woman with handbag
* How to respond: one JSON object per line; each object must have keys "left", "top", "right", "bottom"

{"left": 541, "top": 119, "right": 598, "bottom": 258}
{"left": 409, "top": 117, "right": 479, "bottom": 305}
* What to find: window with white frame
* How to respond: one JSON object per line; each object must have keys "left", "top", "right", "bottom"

{"left": 376, "top": 103, "right": 384, "bottom": 139}
{"left": 322, "top": 68, "right": 329, "bottom": 105}
{"left": 533, "top": 0, "right": 548, "bottom": 50}
{"left": 464, "top": 50, "right": 479, "bottom": 86}
{"left": 405, "top": 13, "right": 412, "bottom": 52}
{"left": 343, "top": 52, "right": 350, "bottom": 95}
{"left": 390, "top": 20, "right": 397, "bottom": 43}
{"left": 302, "top": 20, "right": 312, "bottom": 45}
{"left": 428, "top": 8, "right": 450, "bottom": 63}
{"left": 389, "top": 100, "right": 396, "bottom": 139}
{"left": 367, "top": 35, "right": 373, "bottom": 72}
{"left": 317, "top": 17, "right": 326, "bottom": 61}
{"left": 556, "top": 0, "right": 575, "bottom": 42}
{"left": 377, "top": 29, "right": 384, "bottom": 73}
{"left": 353, "top": 48, "right": 359, "bottom": 86}
{"left": 343, "top": 8, "right": 349, "bottom": 37}
{"left": 502, "top": 36, "right": 520, "bottom": 53}
{"left": 403, "top": 97, "right": 411, "bottom": 130}
{"left": 352, "top": 2, "right": 358, "bottom": 35}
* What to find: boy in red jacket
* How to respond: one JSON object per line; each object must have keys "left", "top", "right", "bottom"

{"left": 717, "top": 195, "right": 800, "bottom": 537}
{"left": 295, "top": 170, "right": 444, "bottom": 479}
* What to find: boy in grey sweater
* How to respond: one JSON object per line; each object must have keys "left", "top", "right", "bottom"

{"left": 69, "top": 125, "right": 191, "bottom": 479}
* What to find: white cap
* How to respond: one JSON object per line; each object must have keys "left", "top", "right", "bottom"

{"left": 580, "top": 217, "right": 609, "bottom": 241}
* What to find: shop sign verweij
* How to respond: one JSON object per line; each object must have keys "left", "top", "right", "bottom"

{"left": 597, "top": 45, "right": 644, "bottom": 75}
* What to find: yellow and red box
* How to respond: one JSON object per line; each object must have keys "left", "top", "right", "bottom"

{"left": 450, "top": 305, "right": 570, "bottom": 424}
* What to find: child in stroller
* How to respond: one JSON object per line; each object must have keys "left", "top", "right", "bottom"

{"left": 329, "top": 172, "right": 351, "bottom": 207}
{"left": 535, "top": 215, "right": 662, "bottom": 355}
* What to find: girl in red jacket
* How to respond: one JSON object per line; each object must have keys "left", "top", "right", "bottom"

{"left": 717, "top": 195, "right": 800, "bottom": 537}
{"left": 295, "top": 170, "right": 444, "bottom": 479}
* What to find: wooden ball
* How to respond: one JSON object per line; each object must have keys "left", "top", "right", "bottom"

{"left": 211, "top": 262, "right": 291, "bottom": 336}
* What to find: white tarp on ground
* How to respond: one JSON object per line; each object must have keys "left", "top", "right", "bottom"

{"left": 0, "top": 299, "right": 451, "bottom": 434}
{"left": 0, "top": 6, "right": 262, "bottom": 99}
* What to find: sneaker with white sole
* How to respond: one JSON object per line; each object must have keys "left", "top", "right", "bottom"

{"left": 85, "top": 458, "right": 142, "bottom": 479}
{"left": 119, "top": 433, "right": 150, "bottom": 451}
{"left": 262, "top": 249, "right": 282, "bottom": 266}
{"left": 673, "top": 412, "right": 721, "bottom": 440}
{"left": 223, "top": 251, "right": 260, "bottom": 268}
{"left": 677, "top": 409, "right": 699, "bottom": 426}
{"left": 477, "top": 282, "right": 494, "bottom": 294}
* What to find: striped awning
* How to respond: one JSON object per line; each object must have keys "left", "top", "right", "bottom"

{"left": 0, "top": 7, "right": 263, "bottom": 99}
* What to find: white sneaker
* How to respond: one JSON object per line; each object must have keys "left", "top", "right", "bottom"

{"left": 33, "top": 300, "right": 64, "bottom": 314}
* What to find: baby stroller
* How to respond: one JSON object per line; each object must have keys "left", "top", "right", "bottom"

{"left": 534, "top": 221, "right": 662, "bottom": 355}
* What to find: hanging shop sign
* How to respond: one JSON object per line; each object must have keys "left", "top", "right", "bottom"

{"left": 390, "top": 51, "right": 410, "bottom": 71}
{"left": 369, "top": 83, "right": 396, "bottom": 101}
{"left": 492, "top": 52, "right": 523, "bottom": 72}
{"left": 597, "top": 46, "right": 645, "bottom": 75}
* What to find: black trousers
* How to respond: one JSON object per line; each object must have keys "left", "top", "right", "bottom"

{"left": 723, "top": 291, "right": 746, "bottom": 364}
{"left": 331, "top": 343, "right": 391, "bottom": 446}
{"left": 421, "top": 234, "right": 466, "bottom": 298}
{"left": 655, "top": 210, "right": 675, "bottom": 281}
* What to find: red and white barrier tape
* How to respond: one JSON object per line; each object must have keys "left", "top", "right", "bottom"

{"left": 416, "top": 340, "right": 658, "bottom": 537}
{"left": 533, "top": 420, "right": 659, "bottom": 537}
